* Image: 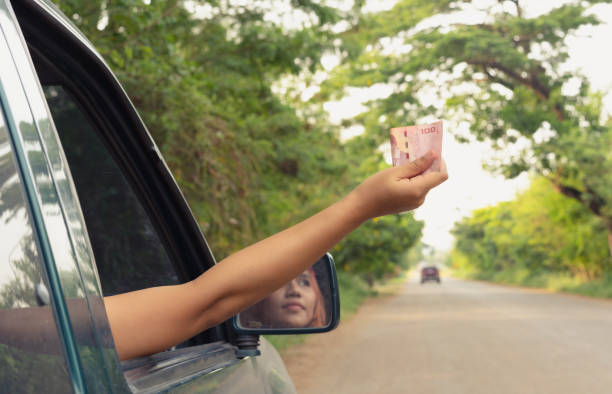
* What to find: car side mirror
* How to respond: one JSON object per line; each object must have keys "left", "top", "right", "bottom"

{"left": 233, "top": 253, "right": 340, "bottom": 334}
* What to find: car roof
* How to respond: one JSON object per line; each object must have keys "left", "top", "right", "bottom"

{"left": 22, "top": 0, "right": 103, "bottom": 62}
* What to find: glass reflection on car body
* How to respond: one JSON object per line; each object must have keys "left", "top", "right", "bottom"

{"left": 0, "top": 105, "right": 72, "bottom": 392}
{"left": 42, "top": 85, "right": 181, "bottom": 296}
{"left": 0, "top": 2, "right": 129, "bottom": 390}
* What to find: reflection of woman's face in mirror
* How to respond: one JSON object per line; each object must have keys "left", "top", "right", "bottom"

{"left": 259, "top": 268, "right": 326, "bottom": 328}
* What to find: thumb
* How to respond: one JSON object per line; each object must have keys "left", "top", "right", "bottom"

{"left": 395, "top": 151, "right": 436, "bottom": 178}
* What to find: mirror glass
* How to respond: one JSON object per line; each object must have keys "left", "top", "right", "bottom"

{"left": 236, "top": 255, "right": 336, "bottom": 331}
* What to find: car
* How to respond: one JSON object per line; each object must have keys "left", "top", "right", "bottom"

{"left": 421, "top": 266, "right": 441, "bottom": 284}
{"left": 0, "top": 0, "right": 339, "bottom": 392}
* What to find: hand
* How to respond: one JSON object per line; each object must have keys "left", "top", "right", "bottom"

{"left": 348, "top": 151, "right": 448, "bottom": 220}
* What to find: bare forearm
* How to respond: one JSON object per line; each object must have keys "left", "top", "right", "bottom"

{"left": 193, "top": 193, "right": 367, "bottom": 322}
{"left": 105, "top": 153, "right": 447, "bottom": 361}
{"left": 105, "top": 284, "right": 204, "bottom": 360}
{"left": 106, "top": 194, "right": 364, "bottom": 360}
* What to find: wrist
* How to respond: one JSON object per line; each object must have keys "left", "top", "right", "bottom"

{"left": 339, "top": 191, "right": 372, "bottom": 226}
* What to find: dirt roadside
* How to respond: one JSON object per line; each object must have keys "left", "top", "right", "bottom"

{"left": 280, "top": 281, "right": 404, "bottom": 393}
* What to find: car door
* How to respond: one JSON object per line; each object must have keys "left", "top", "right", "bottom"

{"left": 2, "top": 0, "right": 296, "bottom": 392}
{"left": 0, "top": 60, "right": 76, "bottom": 394}
{"left": 0, "top": 0, "right": 121, "bottom": 391}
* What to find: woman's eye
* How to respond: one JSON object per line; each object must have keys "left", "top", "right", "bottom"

{"left": 298, "top": 278, "right": 311, "bottom": 287}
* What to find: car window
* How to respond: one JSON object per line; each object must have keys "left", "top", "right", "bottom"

{"left": 41, "top": 84, "right": 180, "bottom": 296}
{"left": 15, "top": 3, "right": 223, "bottom": 353}
{"left": 0, "top": 109, "right": 73, "bottom": 392}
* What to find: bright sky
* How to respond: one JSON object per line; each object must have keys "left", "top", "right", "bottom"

{"left": 324, "top": 0, "right": 612, "bottom": 251}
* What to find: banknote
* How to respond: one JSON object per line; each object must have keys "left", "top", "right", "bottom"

{"left": 390, "top": 120, "right": 443, "bottom": 173}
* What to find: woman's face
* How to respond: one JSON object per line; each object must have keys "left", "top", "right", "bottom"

{"left": 262, "top": 270, "right": 317, "bottom": 328}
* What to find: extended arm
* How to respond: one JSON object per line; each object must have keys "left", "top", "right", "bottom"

{"left": 105, "top": 152, "right": 447, "bottom": 360}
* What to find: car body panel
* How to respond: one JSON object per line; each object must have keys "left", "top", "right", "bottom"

{"left": 171, "top": 340, "right": 296, "bottom": 394}
{"left": 0, "top": 93, "right": 74, "bottom": 393}
{"left": 122, "top": 340, "right": 295, "bottom": 394}
{"left": 0, "top": 1, "right": 99, "bottom": 391}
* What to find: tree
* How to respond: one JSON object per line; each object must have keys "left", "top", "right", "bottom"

{"left": 451, "top": 177, "right": 610, "bottom": 279}
{"left": 324, "top": 0, "right": 612, "bottom": 255}
{"left": 49, "top": 0, "right": 426, "bottom": 272}
{"left": 50, "top": 0, "right": 347, "bottom": 257}
{"left": 334, "top": 213, "right": 423, "bottom": 286}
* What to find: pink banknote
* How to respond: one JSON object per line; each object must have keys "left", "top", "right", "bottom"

{"left": 390, "top": 120, "right": 443, "bottom": 173}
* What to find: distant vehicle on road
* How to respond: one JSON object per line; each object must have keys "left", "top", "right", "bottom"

{"left": 421, "top": 266, "right": 441, "bottom": 284}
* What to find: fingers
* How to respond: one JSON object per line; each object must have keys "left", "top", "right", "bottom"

{"left": 394, "top": 150, "right": 436, "bottom": 179}
{"left": 418, "top": 159, "right": 448, "bottom": 190}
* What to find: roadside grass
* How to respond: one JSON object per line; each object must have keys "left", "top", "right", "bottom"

{"left": 265, "top": 271, "right": 378, "bottom": 352}
{"left": 560, "top": 275, "right": 612, "bottom": 298}
{"left": 452, "top": 267, "right": 612, "bottom": 299}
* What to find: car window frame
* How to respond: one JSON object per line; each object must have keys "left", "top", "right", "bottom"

{"left": 0, "top": 1, "right": 112, "bottom": 391}
{"left": 0, "top": 86, "right": 77, "bottom": 394}
{"left": 12, "top": 0, "right": 221, "bottom": 301}
{"left": 14, "top": 1, "right": 217, "bottom": 284}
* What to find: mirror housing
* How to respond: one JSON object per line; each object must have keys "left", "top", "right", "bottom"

{"left": 233, "top": 253, "right": 340, "bottom": 335}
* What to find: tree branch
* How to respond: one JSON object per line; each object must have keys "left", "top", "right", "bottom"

{"left": 482, "top": 67, "right": 515, "bottom": 91}
{"left": 551, "top": 181, "right": 605, "bottom": 217}
{"left": 510, "top": 0, "right": 522, "bottom": 19}
{"left": 468, "top": 59, "right": 565, "bottom": 120}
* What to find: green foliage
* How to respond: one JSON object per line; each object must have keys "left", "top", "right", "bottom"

{"left": 452, "top": 262, "right": 612, "bottom": 299}
{"left": 327, "top": 0, "right": 612, "bottom": 255}
{"left": 49, "top": 1, "right": 425, "bottom": 279}
{"left": 402, "top": 240, "right": 425, "bottom": 268}
{"left": 0, "top": 344, "right": 71, "bottom": 393}
{"left": 334, "top": 213, "right": 423, "bottom": 286}
{"left": 451, "top": 177, "right": 611, "bottom": 280}
{"left": 50, "top": 0, "right": 339, "bottom": 257}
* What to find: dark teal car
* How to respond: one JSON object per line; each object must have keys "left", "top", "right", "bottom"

{"left": 0, "top": 0, "right": 339, "bottom": 392}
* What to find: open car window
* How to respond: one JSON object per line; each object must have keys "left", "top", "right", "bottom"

{"left": 41, "top": 82, "right": 180, "bottom": 296}
{"left": 12, "top": 0, "right": 223, "bottom": 351}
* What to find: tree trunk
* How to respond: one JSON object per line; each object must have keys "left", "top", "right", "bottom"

{"left": 366, "top": 272, "right": 374, "bottom": 288}
{"left": 608, "top": 225, "right": 612, "bottom": 258}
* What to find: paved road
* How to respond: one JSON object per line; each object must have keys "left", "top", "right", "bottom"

{"left": 281, "top": 275, "right": 612, "bottom": 394}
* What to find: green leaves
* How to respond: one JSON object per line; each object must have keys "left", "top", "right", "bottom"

{"left": 323, "top": 0, "right": 612, "bottom": 256}
{"left": 49, "top": 0, "right": 428, "bottom": 276}
{"left": 452, "top": 177, "right": 611, "bottom": 279}
{"left": 334, "top": 213, "right": 424, "bottom": 285}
